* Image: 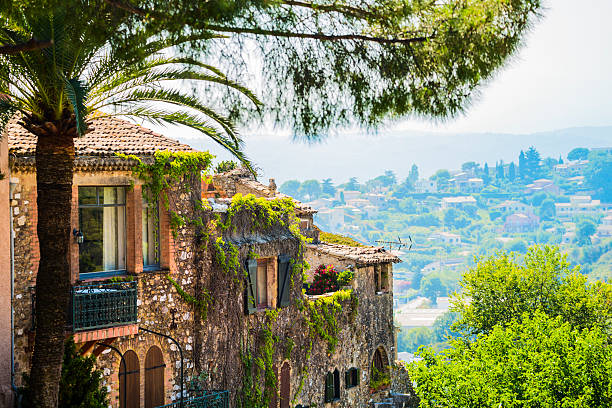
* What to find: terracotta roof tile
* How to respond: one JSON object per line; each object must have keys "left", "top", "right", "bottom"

{"left": 7, "top": 116, "right": 195, "bottom": 157}
{"left": 306, "top": 242, "right": 400, "bottom": 265}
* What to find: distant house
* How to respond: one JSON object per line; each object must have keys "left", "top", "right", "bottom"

{"left": 364, "top": 193, "right": 385, "bottom": 206}
{"left": 441, "top": 196, "right": 477, "bottom": 209}
{"left": 428, "top": 232, "right": 462, "bottom": 245}
{"left": 421, "top": 258, "right": 465, "bottom": 274}
{"left": 335, "top": 189, "right": 361, "bottom": 202}
{"left": 555, "top": 195, "right": 603, "bottom": 220}
{"left": 597, "top": 215, "right": 612, "bottom": 238}
{"left": 562, "top": 231, "right": 576, "bottom": 244}
{"left": 363, "top": 205, "right": 379, "bottom": 218}
{"left": 504, "top": 212, "right": 540, "bottom": 233}
{"left": 493, "top": 200, "right": 534, "bottom": 214}
{"left": 346, "top": 198, "right": 371, "bottom": 208}
{"left": 554, "top": 160, "right": 589, "bottom": 177}
{"left": 415, "top": 179, "right": 438, "bottom": 194}
{"left": 467, "top": 178, "right": 484, "bottom": 193}
{"left": 524, "top": 179, "right": 561, "bottom": 195}
{"left": 315, "top": 207, "right": 345, "bottom": 229}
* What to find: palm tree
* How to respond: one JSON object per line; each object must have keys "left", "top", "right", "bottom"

{"left": 0, "top": 10, "right": 259, "bottom": 406}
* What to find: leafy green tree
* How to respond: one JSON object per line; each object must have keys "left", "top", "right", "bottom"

{"left": 524, "top": 146, "right": 542, "bottom": 180}
{"left": 409, "top": 164, "right": 419, "bottom": 184}
{"left": 345, "top": 177, "right": 360, "bottom": 191}
{"left": 299, "top": 179, "right": 322, "bottom": 200}
{"left": 23, "top": 338, "right": 107, "bottom": 407}
{"left": 585, "top": 151, "right": 612, "bottom": 201}
{"left": 421, "top": 277, "right": 445, "bottom": 305}
{"left": 576, "top": 220, "right": 597, "bottom": 246}
{"left": 279, "top": 180, "right": 301, "bottom": 198}
{"left": 444, "top": 208, "right": 470, "bottom": 229}
{"left": 518, "top": 150, "right": 526, "bottom": 179}
{"left": 508, "top": 162, "right": 517, "bottom": 181}
{"left": 2, "top": 0, "right": 544, "bottom": 403}
{"left": 568, "top": 147, "right": 590, "bottom": 161}
{"left": 0, "top": 8, "right": 259, "bottom": 404}
{"left": 558, "top": 155, "right": 563, "bottom": 164}
{"left": 530, "top": 192, "right": 548, "bottom": 207}
{"left": 538, "top": 198, "right": 555, "bottom": 221}
{"left": 430, "top": 169, "right": 451, "bottom": 190}
{"left": 383, "top": 170, "right": 397, "bottom": 186}
{"left": 482, "top": 162, "right": 490, "bottom": 185}
{"left": 452, "top": 246, "right": 612, "bottom": 335}
{"left": 495, "top": 161, "right": 504, "bottom": 180}
{"left": 410, "top": 312, "right": 612, "bottom": 408}
{"left": 321, "top": 178, "right": 336, "bottom": 196}
{"left": 504, "top": 239, "right": 528, "bottom": 254}
{"left": 461, "top": 161, "right": 480, "bottom": 174}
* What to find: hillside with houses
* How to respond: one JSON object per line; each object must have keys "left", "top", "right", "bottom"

{"left": 280, "top": 146, "right": 612, "bottom": 355}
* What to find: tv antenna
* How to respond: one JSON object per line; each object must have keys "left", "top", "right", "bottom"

{"left": 375, "top": 236, "right": 412, "bottom": 252}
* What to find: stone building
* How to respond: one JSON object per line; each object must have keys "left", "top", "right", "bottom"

{"left": 1, "top": 118, "right": 401, "bottom": 407}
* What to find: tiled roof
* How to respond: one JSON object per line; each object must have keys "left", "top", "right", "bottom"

{"left": 306, "top": 242, "right": 400, "bottom": 265}
{"left": 7, "top": 116, "right": 195, "bottom": 157}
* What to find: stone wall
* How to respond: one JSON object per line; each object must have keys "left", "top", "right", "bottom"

{"left": 9, "top": 166, "right": 396, "bottom": 408}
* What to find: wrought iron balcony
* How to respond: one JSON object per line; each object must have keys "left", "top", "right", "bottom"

{"left": 156, "top": 391, "right": 229, "bottom": 408}
{"left": 72, "top": 281, "right": 138, "bottom": 332}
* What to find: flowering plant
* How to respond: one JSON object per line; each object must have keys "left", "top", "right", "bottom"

{"left": 307, "top": 264, "right": 339, "bottom": 295}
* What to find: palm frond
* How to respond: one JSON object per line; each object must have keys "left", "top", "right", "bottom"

{"left": 62, "top": 76, "right": 88, "bottom": 135}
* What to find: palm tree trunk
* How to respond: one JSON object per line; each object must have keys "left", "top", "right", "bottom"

{"left": 26, "top": 116, "right": 75, "bottom": 408}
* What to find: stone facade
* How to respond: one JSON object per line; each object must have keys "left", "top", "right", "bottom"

{"left": 3, "top": 119, "right": 399, "bottom": 408}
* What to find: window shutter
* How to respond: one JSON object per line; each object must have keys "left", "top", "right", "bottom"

{"left": 245, "top": 259, "right": 258, "bottom": 314}
{"left": 324, "top": 372, "right": 333, "bottom": 403}
{"left": 345, "top": 370, "right": 350, "bottom": 388}
{"left": 277, "top": 255, "right": 292, "bottom": 308}
{"left": 354, "top": 368, "right": 360, "bottom": 386}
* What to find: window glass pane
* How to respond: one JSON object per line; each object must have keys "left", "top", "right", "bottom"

{"left": 79, "top": 186, "right": 126, "bottom": 275}
{"left": 257, "top": 262, "right": 268, "bottom": 307}
{"left": 142, "top": 200, "right": 160, "bottom": 267}
{"left": 78, "top": 187, "right": 97, "bottom": 205}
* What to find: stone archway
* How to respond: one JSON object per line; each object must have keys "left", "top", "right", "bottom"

{"left": 370, "top": 346, "right": 390, "bottom": 391}
{"left": 119, "top": 350, "right": 140, "bottom": 408}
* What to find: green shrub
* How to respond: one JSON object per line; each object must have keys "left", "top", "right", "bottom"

{"left": 337, "top": 269, "right": 355, "bottom": 286}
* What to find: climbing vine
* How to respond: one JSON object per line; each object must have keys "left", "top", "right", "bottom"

{"left": 238, "top": 310, "right": 280, "bottom": 408}
{"left": 166, "top": 275, "right": 212, "bottom": 320}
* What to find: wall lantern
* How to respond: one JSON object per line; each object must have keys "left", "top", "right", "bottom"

{"left": 73, "top": 229, "right": 84, "bottom": 244}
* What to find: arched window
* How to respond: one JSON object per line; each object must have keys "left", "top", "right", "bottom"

{"left": 119, "top": 350, "right": 140, "bottom": 408}
{"left": 280, "top": 362, "right": 291, "bottom": 408}
{"left": 345, "top": 367, "right": 360, "bottom": 389}
{"left": 145, "top": 346, "right": 165, "bottom": 408}
{"left": 370, "top": 346, "right": 390, "bottom": 392}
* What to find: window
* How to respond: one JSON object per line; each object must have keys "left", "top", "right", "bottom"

{"left": 345, "top": 367, "right": 360, "bottom": 389}
{"left": 375, "top": 263, "right": 391, "bottom": 293}
{"left": 78, "top": 186, "right": 126, "bottom": 278}
{"left": 119, "top": 350, "right": 140, "bottom": 408}
{"left": 324, "top": 370, "right": 340, "bottom": 403}
{"left": 142, "top": 197, "right": 160, "bottom": 269}
{"left": 245, "top": 256, "right": 292, "bottom": 313}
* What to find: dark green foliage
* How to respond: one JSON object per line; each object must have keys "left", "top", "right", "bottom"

{"left": 585, "top": 151, "right": 612, "bottom": 201}
{"left": 345, "top": 177, "right": 360, "bottom": 191}
{"left": 299, "top": 179, "right": 321, "bottom": 200}
{"left": 568, "top": 147, "right": 589, "bottom": 161}
{"left": 407, "top": 213, "right": 440, "bottom": 227}
{"left": 408, "top": 164, "right": 419, "bottom": 184}
{"left": 576, "top": 220, "right": 597, "bottom": 246}
{"left": 444, "top": 208, "right": 470, "bottom": 229}
{"left": 279, "top": 180, "right": 301, "bottom": 198}
{"left": 538, "top": 198, "right": 555, "bottom": 221}
{"left": 508, "top": 162, "right": 517, "bottom": 181}
{"left": 214, "top": 160, "right": 238, "bottom": 173}
{"left": 452, "top": 246, "right": 612, "bottom": 336}
{"left": 482, "top": 162, "right": 490, "bottom": 185}
{"left": 524, "top": 146, "right": 542, "bottom": 180}
{"left": 22, "top": 338, "right": 108, "bottom": 407}
{"left": 321, "top": 178, "right": 336, "bottom": 196}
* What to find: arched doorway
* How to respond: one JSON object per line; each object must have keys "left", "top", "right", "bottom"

{"left": 370, "top": 346, "right": 390, "bottom": 392}
{"left": 280, "top": 362, "right": 291, "bottom": 408}
{"left": 268, "top": 365, "right": 278, "bottom": 408}
{"left": 119, "top": 350, "right": 140, "bottom": 408}
{"left": 145, "top": 346, "right": 165, "bottom": 408}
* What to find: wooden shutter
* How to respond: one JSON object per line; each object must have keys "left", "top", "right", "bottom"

{"left": 119, "top": 350, "right": 140, "bottom": 408}
{"left": 333, "top": 369, "right": 340, "bottom": 399}
{"left": 145, "top": 346, "right": 165, "bottom": 408}
{"left": 345, "top": 370, "right": 351, "bottom": 388}
{"left": 324, "top": 372, "right": 334, "bottom": 403}
{"left": 277, "top": 255, "right": 292, "bottom": 308}
{"left": 245, "top": 258, "right": 258, "bottom": 314}
{"left": 280, "top": 362, "right": 291, "bottom": 408}
{"left": 355, "top": 368, "right": 360, "bottom": 386}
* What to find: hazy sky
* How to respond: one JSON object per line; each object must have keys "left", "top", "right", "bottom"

{"left": 157, "top": 0, "right": 612, "bottom": 182}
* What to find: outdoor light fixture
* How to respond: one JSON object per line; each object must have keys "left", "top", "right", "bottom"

{"left": 73, "top": 229, "right": 84, "bottom": 244}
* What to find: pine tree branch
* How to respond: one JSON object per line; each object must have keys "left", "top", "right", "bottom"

{"left": 0, "top": 38, "right": 53, "bottom": 55}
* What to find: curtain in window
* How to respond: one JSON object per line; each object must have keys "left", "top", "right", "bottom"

{"left": 103, "top": 187, "right": 126, "bottom": 271}
{"left": 142, "top": 198, "right": 159, "bottom": 267}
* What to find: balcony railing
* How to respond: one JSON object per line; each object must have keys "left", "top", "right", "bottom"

{"left": 72, "top": 281, "right": 138, "bottom": 332}
{"left": 156, "top": 391, "right": 229, "bottom": 408}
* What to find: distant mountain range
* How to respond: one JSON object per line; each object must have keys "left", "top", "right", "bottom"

{"left": 177, "top": 126, "right": 612, "bottom": 185}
